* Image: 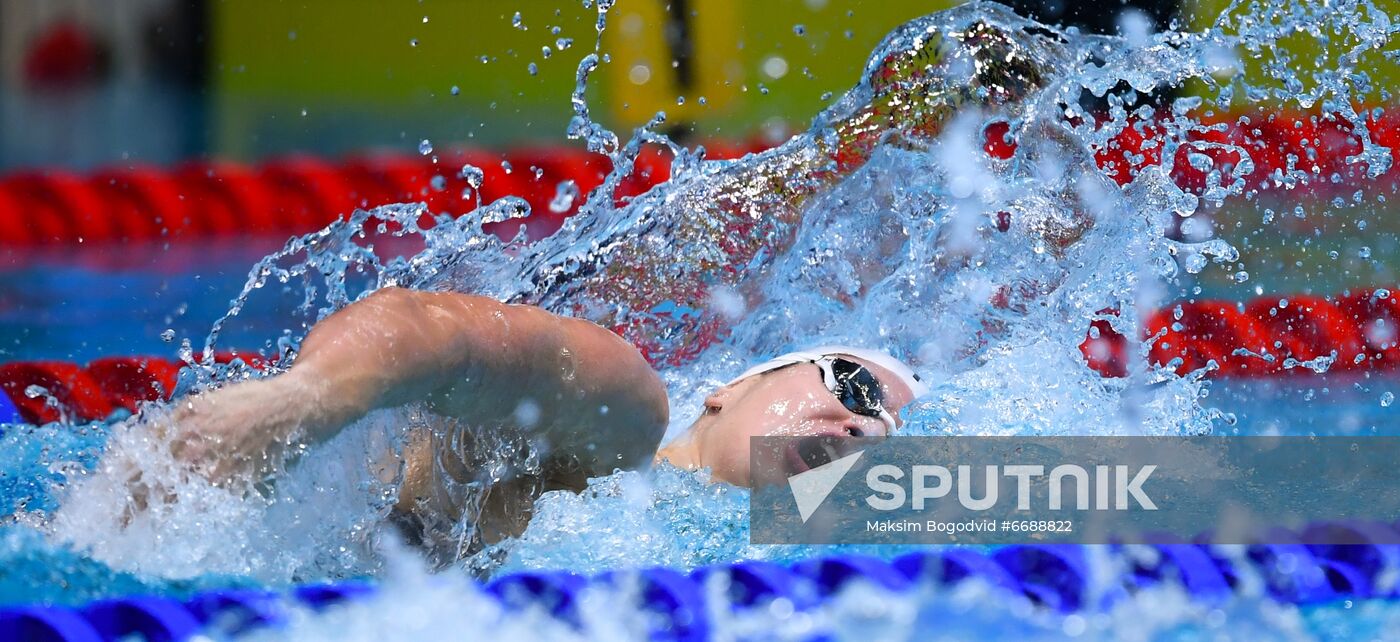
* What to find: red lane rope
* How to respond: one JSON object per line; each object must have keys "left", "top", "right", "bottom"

{"left": 0, "top": 352, "right": 267, "bottom": 425}
{"left": 1079, "top": 288, "right": 1399, "bottom": 379}
{"left": 0, "top": 142, "right": 761, "bottom": 249}
{"left": 0, "top": 289, "right": 1394, "bottom": 424}
{"left": 0, "top": 110, "right": 1394, "bottom": 249}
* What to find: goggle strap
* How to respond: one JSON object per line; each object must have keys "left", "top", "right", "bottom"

{"left": 876, "top": 408, "right": 898, "bottom": 433}
{"left": 816, "top": 359, "right": 839, "bottom": 391}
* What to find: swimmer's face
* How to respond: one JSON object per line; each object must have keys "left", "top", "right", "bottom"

{"left": 690, "top": 356, "right": 917, "bottom": 488}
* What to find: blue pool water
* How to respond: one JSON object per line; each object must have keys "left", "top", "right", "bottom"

{"left": 3, "top": 0, "right": 1400, "bottom": 639}
{"left": 0, "top": 242, "right": 289, "bottom": 364}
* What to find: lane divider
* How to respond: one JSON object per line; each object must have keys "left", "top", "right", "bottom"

{"left": 0, "top": 353, "right": 267, "bottom": 425}
{"left": 1, "top": 110, "right": 1394, "bottom": 249}
{"left": 2, "top": 521, "right": 1398, "bottom": 641}
{"left": 0, "top": 289, "right": 1394, "bottom": 426}
{"left": 1082, "top": 288, "right": 1400, "bottom": 378}
{"left": 0, "top": 142, "right": 756, "bottom": 249}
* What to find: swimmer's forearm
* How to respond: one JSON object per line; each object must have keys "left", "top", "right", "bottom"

{"left": 165, "top": 287, "right": 511, "bottom": 476}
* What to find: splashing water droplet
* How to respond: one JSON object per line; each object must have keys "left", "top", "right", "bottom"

{"left": 549, "top": 181, "right": 580, "bottom": 213}
{"left": 460, "top": 165, "right": 484, "bottom": 189}
{"left": 161, "top": 329, "right": 176, "bottom": 342}
{"left": 762, "top": 56, "right": 788, "bottom": 79}
{"left": 418, "top": 139, "right": 434, "bottom": 155}
{"left": 512, "top": 399, "right": 542, "bottom": 427}
{"left": 1383, "top": 392, "right": 1395, "bottom": 408}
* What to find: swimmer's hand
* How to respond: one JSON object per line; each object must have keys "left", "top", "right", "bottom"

{"left": 163, "top": 376, "right": 312, "bottom": 481}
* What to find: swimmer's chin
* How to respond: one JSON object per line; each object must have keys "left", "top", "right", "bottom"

{"left": 652, "top": 437, "right": 737, "bottom": 486}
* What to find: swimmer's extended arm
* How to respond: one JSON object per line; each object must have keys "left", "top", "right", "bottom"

{"left": 170, "top": 287, "right": 668, "bottom": 479}
{"left": 299, "top": 287, "right": 669, "bottom": 465}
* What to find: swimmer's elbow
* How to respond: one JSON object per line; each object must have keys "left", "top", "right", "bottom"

{"left": 636, "top": 367, "right": 670, "bottom": 441}
{"left": 588, "top": 325, "right": 669, "bottom": 461}
{"left": 607, "top": 329, "right": 668, "bottom": 426}
{"left": 603, "top": 365, "right": 668, "bottom": 472}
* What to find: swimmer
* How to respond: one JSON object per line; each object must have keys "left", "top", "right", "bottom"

{"left": 125, "top": 5, "right": 1074, "bottom": 562}
{"left": 160, "top": 287, "right": 925, "bottom": 558}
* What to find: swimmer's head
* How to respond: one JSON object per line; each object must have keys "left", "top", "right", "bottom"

{"left": 659, "top": 346, "right": 927, "bottom": 487}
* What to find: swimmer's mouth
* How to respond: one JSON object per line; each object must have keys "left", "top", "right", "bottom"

{"left": 784, "top": 435, "right": 850, "bottom": 476}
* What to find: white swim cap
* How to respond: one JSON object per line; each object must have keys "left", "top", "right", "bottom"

{"left": 728, "top": 345, "right": 930, "bottom": 398}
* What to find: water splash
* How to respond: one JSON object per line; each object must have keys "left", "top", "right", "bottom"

{"left": 14, "top": 0, "right": 1398, "bottom": 628}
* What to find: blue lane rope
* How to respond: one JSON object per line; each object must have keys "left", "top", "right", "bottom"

{"left": 3, "top": 523, "right": 1398, "bottom": 641}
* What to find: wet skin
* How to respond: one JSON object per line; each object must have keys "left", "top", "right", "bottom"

{"left": 153, "top": 286, "right": 914, "bottom": 555}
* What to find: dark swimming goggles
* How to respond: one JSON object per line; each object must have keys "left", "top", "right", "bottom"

{"left": 807, "top": 356, "right": 896, "bottom": 432}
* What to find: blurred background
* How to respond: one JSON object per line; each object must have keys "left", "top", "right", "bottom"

{"left": 0, "top": 0, "right": 1185, "bottom": 170}
{"left": 0, "top": 0, "right": 1394, "bottom": 385}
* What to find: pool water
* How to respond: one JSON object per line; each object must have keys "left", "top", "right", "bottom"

{"left": 0, "top": 242, "right": 292, "bottom": 364}
{"left": 3, "top": 0, "right": 1400, "bottom": 639}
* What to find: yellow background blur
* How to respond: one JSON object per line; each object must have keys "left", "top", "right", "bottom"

{"left": 210, "top": 0, "right": 1397, "bottom": 158}
{"left": 211, "top": 0, "right": 960, "bottom": 156}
